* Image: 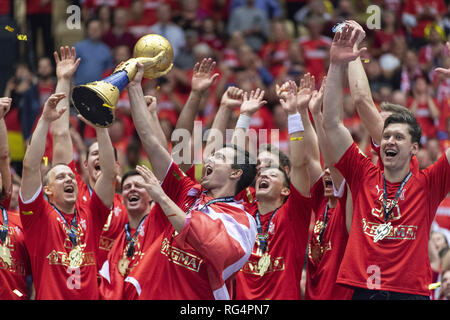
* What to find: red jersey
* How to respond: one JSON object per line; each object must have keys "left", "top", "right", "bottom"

{"left": 99, "top": 206, "right": 157, "bottom": 300}
{"left": 0, "top": 196, "right": 31, "bottom": 300}
{"left": 407, "top": 97, "right": 440, "bottom": 139}
{"left": 335, "top": 143, "right": 450, "bottom": 296}
{"left": 305, "top": 179, "right": 353, "bottom": 300}
{"left": 118, "top": 161, "right": 257, "bottom": 299}
{"left": 435, "top": 194, "right": 450, "bottom": 230}
{"left": 68, "top": 161, "right": 128, "bottom": 269}
{"left": 19, "top": 186, "right": 111, "bottom": 299}
{"left": 234, "top": 184, "right": 312, "bottom": 300}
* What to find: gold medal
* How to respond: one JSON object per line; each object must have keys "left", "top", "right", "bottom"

{"left": 0, "top": 244, "right": 12, "bottom": 267}
{"left": 257, "top": 252, "right": 271, "bottom": 276}
{"left": 311, "top": 243, "right": 323, "bottom": 263}
{"left": 69, "top": 246, "right": 83, "bottom": 268}
{"left": 118, "top": 257, "right": 130, "bottom": 276}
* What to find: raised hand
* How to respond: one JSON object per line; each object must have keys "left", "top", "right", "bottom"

{"left": 240, "top": 88, "right": 267, "bottom": 117}
{"left": 42, "top": 93, "right": 67, "bottom": 121}
{"left": 275, "top": 81, "right": 290, "bottom": 101}
{"left": 128, "top": 62, "right": 145, "bottom": 87}
{"left": 135, "top": 164, "right": 165, "bottom": 202}
{"left": 144, "top": 95, "right": 157, "bottom": 114}
{"left": 279, "top": 81, "right": 298, "bottom": 115}
{"left": 0, "top": 97, "right": 12, "bottom": 119}
{"left": 220, "top": 86, "right": 244, "bottom": 110}
{"left": 309, "top": 77, "right": 326, "bottom": 115}
{"left": 54, "top": 46, "right": 81, "bottom": 80}
{"left": 191, "top": 58, "right": 220, "bottom": 94}
{"left": 296, "top": 72, "right": 315, "bottom": 111}
{"left": 435, "top": 42, "right": 450, "bottom": 77}
{"left": 330, "top": 25, "right": 367, "bottom": 65}
{"left": 344, "top": 20, "right": 366, "bottom": 48}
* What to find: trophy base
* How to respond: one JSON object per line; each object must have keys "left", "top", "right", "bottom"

{"left": 72, "top": 84, "right": 117, "bottom": 128}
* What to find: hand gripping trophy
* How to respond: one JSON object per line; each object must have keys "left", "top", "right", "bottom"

{"left": 71, "top": 34, "right": 173, "bottom": 127}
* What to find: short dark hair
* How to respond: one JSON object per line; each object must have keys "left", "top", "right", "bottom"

{"left": 380, "top": 102, "right": 414, "bottom": 116}
{"left": 258, "top": 143, "right": 291, "bottom": 173}
{"left": 120, "top": 169, "right": 140, "bottom": 191}
{"left": 383, "top": 111, "right": 422, "bottom": 144}
{"left": 224, "top": 143, "right": 257, "bottom": 195}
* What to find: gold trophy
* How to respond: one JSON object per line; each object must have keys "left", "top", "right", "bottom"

{"left": 71, "top": 34, "right": 173, "bottom": 127}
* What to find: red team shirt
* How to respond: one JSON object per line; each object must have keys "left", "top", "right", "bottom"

{"left": 0, "top": 196, "right": 31, "bottom": 300}
{"left": 68, "top": 161, "right": 128, "bottom": 269}
{"left": 234, "top": 184, "right": 312, "bottom": 300}
{"left": 19, "top": 185, "right": 111, "bottom": 299}
{"left": 335, "top": 143, "right": 450, "bottom": 296}
{"left": 305, "top": 178, "right": 353, "bottom": 300}
{"left": 112, "top": 161, "right": 256, "bottom": 299}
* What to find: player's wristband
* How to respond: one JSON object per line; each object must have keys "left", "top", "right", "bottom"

{"left": 236, "top": 114, "right": 251, "bottom": 130}
{"left": 288, "top": 113, "right": 304, "bottom": 134}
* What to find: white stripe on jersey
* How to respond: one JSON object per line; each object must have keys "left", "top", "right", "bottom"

{"left": 99, "top": 260, "right": 111, "bottom": 283}
{"left": 125, "top": 276, "right": 142, "bottom": 296}
{"left": 213, "top": 284, "right": 231, "bottom": 300}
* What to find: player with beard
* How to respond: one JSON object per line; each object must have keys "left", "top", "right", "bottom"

{"left": 18, "top": 90, "right": 116, "bottom": 299}
{"left": 322, "top": 24, "right": 450, "bottom": 299}
{"left": 233, "top": 76, "right": 314, "bottom": 300}
{"left": 101, "top": 62, "right": 257, "bottom": 300}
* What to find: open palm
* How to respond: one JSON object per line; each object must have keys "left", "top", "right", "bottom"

{"left": 54, "top": 46, "right": 80, "bottom": 80}
{"left": 191, "top": 58, "right": 219, "bottom": 93}
{"left": 330, "top": 25, "right": 366, "bottom": 65}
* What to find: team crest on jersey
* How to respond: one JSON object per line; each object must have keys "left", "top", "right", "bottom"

{"left": 371, "top": 193, "right": 402, "bottom": 221}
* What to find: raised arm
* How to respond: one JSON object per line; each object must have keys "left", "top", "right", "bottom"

{"left": 174, "top": 58, "right": 219, "bottom": 172}
{"left": 204, "top": 86, "right": 244, "bottom": 157}
{"left": 21, "top": 93, "right": 66, "bottom": 201}
{"left": 278, "top": 77, "right": 311, "bottom": 197}
{"left": 346, "top": 21, "right": 384, "bottom": 145}
{"left": 231, "top": 88, "right": 267, "bottom": 151}
{"left": 51, "top": 46, "right": 81, "bottom": 165}
{"left": 0, "top": 97, "right": 12, "bottom": 197}
{"left": 128, "top": 63, "right": 172, "bottom": 181}
{"left": 322, "top": 25, "right": 366, "bottom": 164}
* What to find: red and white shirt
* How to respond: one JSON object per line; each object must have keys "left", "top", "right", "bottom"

{"left": 116, "top": 161, "right": 256, "bottom": 299}
{"left": 19, "top": 186, "right": 111, "bottom": 299}
{"left": 335, "top": 143, "right": 450, "bottom": 296}
{"left": 234, "top": 183, "right": 312, "bottom": 300}
{"left": 305, "top": 179, "right": 353, "bottom": 300}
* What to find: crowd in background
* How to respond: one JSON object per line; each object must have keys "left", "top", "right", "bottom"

{"left": 0, "top": 0, "right": 450, "bottom": 299}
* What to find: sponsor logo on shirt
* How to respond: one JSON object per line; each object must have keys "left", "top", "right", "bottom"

{"left": 160, "top": 237, "right": 203, "bottom": 272}
{"left": 362, "top": 218, "right": 418, "bottom": 240}
{"left": 99, "top": 235, "right": 115, "bottom": 252}
{"left": 46, "top": 249, "right": 96, "bottom": 267}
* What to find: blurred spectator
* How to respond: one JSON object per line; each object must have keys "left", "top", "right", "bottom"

{"left": 198, "top": 17, "right": 225, "bottom": 58}
{"left": 82, "top": 0, "right": 131, "bottom": 21}
{"left": 402, "top": 0, "right": 446, "bottom": 49}
{"left": 418, "top": 23, "right": 446, "bottom": 71}
{"left": 275, "top": 41, "right": 305, "bottom": 84}
{"left": 426, "top": 137, "right": 443, "bottom": 162}
{"left": 238, "top": 45, "right": 273, "bottom": 88}
{"left": 127, "top": 0, "right": 153, "bottom": 38}
{"left": 439, "top": 269, "right": 450, "bottom": 300}
{"left": 149, "top": 3, "right": 186, "bottom": 58}
{"left": 333, "top": 0, "right": 358, "bottom": 22}
{"left": 371, "top": 10, "right": 405, "bottom": 58}
{"left": 102, "top": 7, "right": 137, "bottom": 52}
{"left": 229, "top": 0, "right": 283, "bottom": 19}
{"left": 299, "top": 15, "right": 331, "bottom": 82}
{"left": 26, "top": 0, "right": 54, "bottom": 66}
{"left": 400, "top": 50, "right": 423, "bottom": 94}
{"left": 20, "top": 57, "right": 55, "bottom": 142}
{"left": 96, "top": 4, "right": 113, "bottom": 35}
{"left": 389, "top": 89, "right": 408, "bottom": 106}
{"left": 407, "top": 73, "right": 440, "bottom": 142}
{"left": 417, "top": 147, "right": 433, "bottom": 169}
{"left": 294, "top": 0, "right": 331, "bottom": 31}
{"left": 3, "top": 63, "right": 34, "bottom": 174}
{"left": 174, "top": 29, "right": 199, "bottom": 70}
{"left": 260, "top": 21, "right": 292, "bottom": 79}
{"left": 174, "top": 0, "right": 208, "bottom": 30}
{"left": 227, "top": 0, "right": 270, "bottom": 52}
{"left": 74, "top": 19, "right": 113, "bottom": 86}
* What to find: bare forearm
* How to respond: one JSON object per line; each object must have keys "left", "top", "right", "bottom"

{"left": 129, "top": 85, "right": 172, "bottom": 180}
{"left": 157, "top": 194, "right": 186, "bottom": 233}
{"left": 149, "top": 110, "right": 169, "bottom": 152}
{"left": 52, "top": 78, "right": 73, "bottom": 164}
{"left": 0, "top": 119, "right": 11, "bottom": 192}
{"left": 348, "top": 59, "right": 383, "bottom": 144}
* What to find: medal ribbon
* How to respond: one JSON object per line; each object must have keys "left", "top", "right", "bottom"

{"left": 124, "top": 214, "right": 149, "bottom": 257}
{"left": 51, "top": 204, "right": 78, "bottom": 247}
{"left": 0, "top": 205, "right": 8, "bottom": 244}
{"left": 255, "top": 208, "right": 279, "bottom": 254}
{"left": 318, "top": 204, "right": 329, "bottom": 243}
{"left": 186, "top": 194, "right": 236, "bottom": 215}
{"left": 382, "top": 171, "right": 411, "bottom": 222}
